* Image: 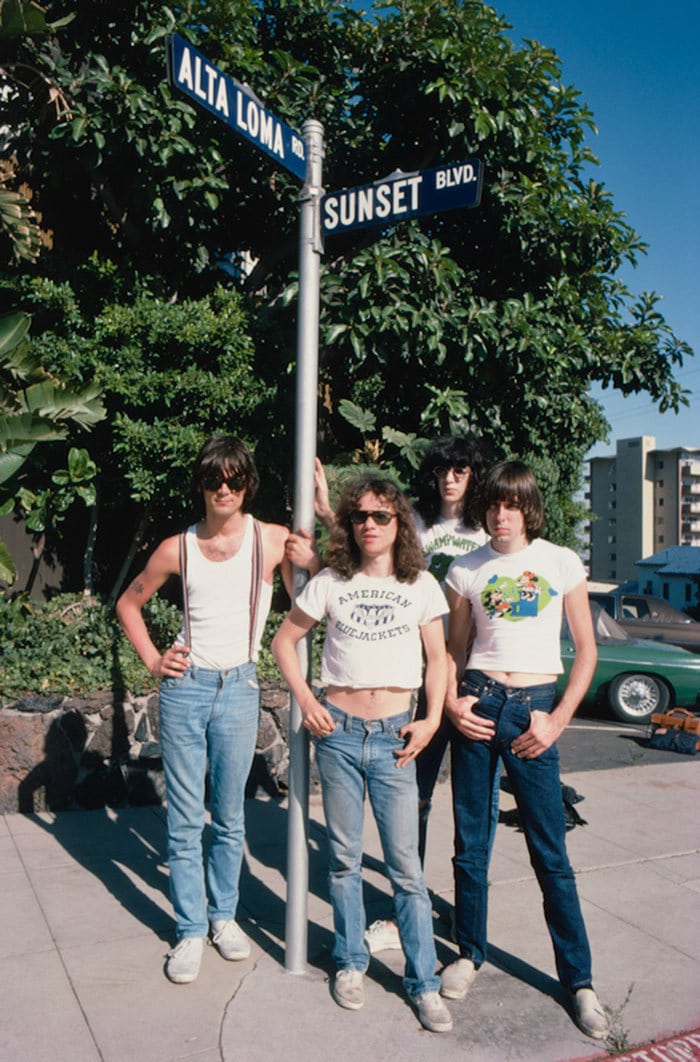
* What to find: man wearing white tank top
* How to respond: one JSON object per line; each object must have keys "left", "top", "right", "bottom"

{"left": 117, "top": 435, "right": 309, "bottom": 984}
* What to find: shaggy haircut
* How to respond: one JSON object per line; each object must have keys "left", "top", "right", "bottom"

{"left": 480, "top": 460, "right": 545, "bottom": 541}
{"left": 326, "top": 476, "right": 425, "bottom": 583}
{"left": 190, "top": 434, "right": 260, "bottom": 513}
{"left": 414, "top": 434, "right": 493, "bottom": 528}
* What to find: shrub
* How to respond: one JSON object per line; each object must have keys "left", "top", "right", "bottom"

{"left": 0, "top": 593, "right": 180, "bottom": 698}
{"left": 0, "top": 595, "right": 323, "bottom": 699}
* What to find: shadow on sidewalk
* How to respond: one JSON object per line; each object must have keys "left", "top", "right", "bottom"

{"left": 17, "top": 803, "right": 174, "bottom": 939}
{"left": 239, "top": 794, "right": 336, "bottom": 967}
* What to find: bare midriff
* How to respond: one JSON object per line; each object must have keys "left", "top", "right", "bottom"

{"left": 326, "top": 685, "right": 413, "bottom": 718}
{"left": 482, "top": 670, "right": 557, "bottom": 687}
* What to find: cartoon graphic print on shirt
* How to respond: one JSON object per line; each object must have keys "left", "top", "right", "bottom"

{"left": 482, "top": 570, "right": 559, "bottom": 621}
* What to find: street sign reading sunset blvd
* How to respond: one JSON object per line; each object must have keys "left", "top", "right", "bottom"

{"left": 166, "top": 33, "right": 306, "bottom": 181}
{"left": 322, "top": 159, "right": 483, "bottom": 235}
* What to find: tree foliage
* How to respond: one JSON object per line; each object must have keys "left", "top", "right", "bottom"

{"left": 0, "top": 0, "right": 693, "bottom": 583}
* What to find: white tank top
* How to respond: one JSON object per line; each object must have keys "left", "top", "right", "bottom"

{"left": 176, "top": 516, "right": 272, "bottom": 670}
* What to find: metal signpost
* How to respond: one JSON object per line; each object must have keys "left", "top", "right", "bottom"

{"left": 166, "top": 31, "right": 483, "bottom": 979}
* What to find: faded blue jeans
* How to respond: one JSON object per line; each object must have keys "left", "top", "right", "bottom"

{"left": 315, "top": 701, "right": 440, "bottom": 997}
{"left": 159, "top": 662, "right": 260, "bottom": 939}
{"left": 450, "top": 670, "right": 592, "bottom": 992}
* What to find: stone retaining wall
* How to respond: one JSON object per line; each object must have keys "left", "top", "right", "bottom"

{"left": 0, "top": 683, "right": 305, "bottom": 815}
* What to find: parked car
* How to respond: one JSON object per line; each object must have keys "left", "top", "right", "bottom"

{"left": 589, "top": 591, "right": 700, "bottom": 655}
{"left": 559, "top": 603, "right": 700, "bottom": 724}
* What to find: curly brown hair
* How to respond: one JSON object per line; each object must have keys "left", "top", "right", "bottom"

{"left": 326, "top": 477, "right": 425, "bottom": 583}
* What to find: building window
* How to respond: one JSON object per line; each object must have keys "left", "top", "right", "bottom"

{"left": 685, "top": 585, "right": 692, "bottom": 603}
{"left": 662, "top": 583, "right": 669, "bottom": 600}
{"left": 659, "top": 497, "right": 664, "bottom": 506}
{"left": 659, "top": 536, "right": 664, "bottom": 543}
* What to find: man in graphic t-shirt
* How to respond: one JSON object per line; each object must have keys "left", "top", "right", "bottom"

{"left": 440, "top": 460, "right": 610, "bottom": 1042}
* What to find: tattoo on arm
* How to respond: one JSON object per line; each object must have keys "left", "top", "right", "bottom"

{"left": 132, "top": 579, "right": 145, "bottom": 595}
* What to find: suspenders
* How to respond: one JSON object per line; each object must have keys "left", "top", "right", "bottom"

{"left": 178, "top": 518, "right": 264, "bottom": 662}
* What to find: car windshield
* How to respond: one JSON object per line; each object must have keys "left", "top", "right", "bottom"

{"left": 562, "top": 601, "right": 631, "bottom": 645}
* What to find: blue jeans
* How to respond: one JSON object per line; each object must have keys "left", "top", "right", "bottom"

{"left": 315, "top": 702, "right": 440, "bottom": 997}
{"left": 415, "top": 685, "right": 500, "bottom": 866}
{"left": 159, "top": 662, "right": 260, "bottom": 939}
{"left": 450, "top": 670, "right": 592, "bottom": 992}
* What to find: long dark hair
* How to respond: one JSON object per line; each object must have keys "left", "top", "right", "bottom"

{"left": 326, "top": 477, "right": 425, "bottom": 583}
{"left": 414, "top": 435, "right": 492, "bottom": 528}
{"left": 190, "top": 434, "right": 260, "bottom": 513}
{"left": 480, "top": 460, "right": 545, "bottom": 540}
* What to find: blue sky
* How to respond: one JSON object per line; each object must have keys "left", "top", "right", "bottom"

{"left": 495, "top": 0, "right": 699, "bottom": 458}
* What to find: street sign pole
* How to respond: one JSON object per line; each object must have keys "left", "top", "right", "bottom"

{"left": 286, "top": 118, "right": 325, "bottom": 974}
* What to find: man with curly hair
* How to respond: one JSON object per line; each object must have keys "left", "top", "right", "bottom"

{"left": 272, "top": 476, "right": 453, "bottom": 1034}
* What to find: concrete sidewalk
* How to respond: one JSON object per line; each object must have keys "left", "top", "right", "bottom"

{"left": 1, "top": 758, "right": 699, "bottom": 1062}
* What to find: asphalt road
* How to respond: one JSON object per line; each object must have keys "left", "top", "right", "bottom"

{"left": 558, "top": 704, "right": 700, "bottom": 773}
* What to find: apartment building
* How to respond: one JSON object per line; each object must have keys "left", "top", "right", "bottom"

{"left": 586, "top": 436, "right": 700, "bottom": 583}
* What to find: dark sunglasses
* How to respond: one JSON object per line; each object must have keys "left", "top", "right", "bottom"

{"left": 201, "top": 471, "right": 247, "bottom": 493}
{"left": 433, "top": 464, "right": 469, "bottom": 479}
{"left": 349, "top": 509, "right": 396, "bottom": 526}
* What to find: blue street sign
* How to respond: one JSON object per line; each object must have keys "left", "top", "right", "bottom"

{"left": 166, "top": 33, "right": 306, "bottom": 181}
{"left": 322, "top": 160, "right": 483, "bottom": 235}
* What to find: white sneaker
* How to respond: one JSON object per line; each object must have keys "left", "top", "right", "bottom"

{"left": 440, "top": 957, "right": 478, "bottom": 999}
{"left": 166, "top": 937, "right": 205, "bottom": 983}
{"left": 573, "top": 987, "right": 610, "bottom": 1039}
{"left": 364, "top": 919, "right": 402, "bottom": 954}
{"left": 211, "top": 919, "right": 251, "bottom": 961}
{"left": 332, "top": 968, "right": 365, "bottom": 1010}
{"left": 410, "top": 990, "right": 453, "bottom": 1033}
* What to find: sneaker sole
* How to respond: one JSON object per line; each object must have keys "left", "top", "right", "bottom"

{"left": 440, "top": 983, "right": 473, "bottom": 1000}
{"left": 332, "top": 994, "right": 364, "bottom": 1010}
{"left": 575, "top": 1020, "right": 609, "bottom": 1040}
{"left": 420, "top": 1018, "right": 454, "bottom": 1033}
{"left": 166, "top": 969, "right": 199, "bottom": 984}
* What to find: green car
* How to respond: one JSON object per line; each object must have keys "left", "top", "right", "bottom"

{"left": 559, "top": 603, "right": 700, "bottom": 724}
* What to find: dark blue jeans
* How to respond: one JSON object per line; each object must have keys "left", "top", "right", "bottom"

{"left": 450, "top": 669, "right": 592, "bottom": 992}
{"left": 415, "top": 685, "right": 500, "bottom": 866}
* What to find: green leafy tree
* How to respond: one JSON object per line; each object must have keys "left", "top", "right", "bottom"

{"left": 1, "top": 0, "right": 693, "bottom": 568}
{"left": 0, "top": 310, "right": 104, "bottom": 584}
{"left": 3, "top": 276, "right": 275, "bottom": 597}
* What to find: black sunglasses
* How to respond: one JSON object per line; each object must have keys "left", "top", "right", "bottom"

{"left": 349, "top": 509, "right": 396, "bottom": 526}
{"left": 201, "top": 471, "right": 247, "bottom": 493}
{"left": 433, "top": 464, "right": 469, "bottom": 479}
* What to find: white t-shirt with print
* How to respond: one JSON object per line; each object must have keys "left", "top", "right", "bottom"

{"left": 296, "top": 568, "right": 448, "bottom": 689}
{"left": 445, "top": 538, "right": 587, "bottom": 675}
{"left": 412, "top": 512, "right": 488, "bottom": 587}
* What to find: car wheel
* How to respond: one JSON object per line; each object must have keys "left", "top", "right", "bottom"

{"left": 607, "top": 673, "right": 670, "bottom": 724}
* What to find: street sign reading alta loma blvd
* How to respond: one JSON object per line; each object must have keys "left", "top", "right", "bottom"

{"left": 322, "top": 159, "right": 483, "bottom": 235}
{"left": 166, "top": 33, "right": 306, "bottom": 181}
